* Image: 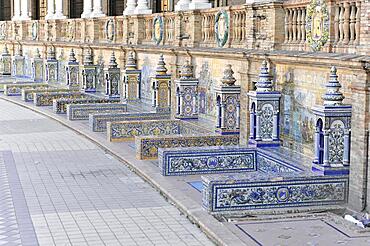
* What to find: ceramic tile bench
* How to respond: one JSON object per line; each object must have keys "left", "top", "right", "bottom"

{"left": 107, "top": 119, "right": 210, "bottom": 142}
{"left": 66, "top": 103, "right": 128, "bottom": 121}
{"left": 33, "top": 91, "right": 88, "bottom": 106}
{"left": 4, "top": 83, "right": 49, "bottom": 96}
{"left": 89, "top": 112, "right": 171, "bottom": 132}
{"left": 0, "top": 80, "right": 31, "bottom": 92}
{"left": 22, "top": 88, "right": 78, "bottom": 102}
{"left": 202, "top": 172, "right": 349, "bottom": 213}
{"left": 53, "top": 97, "right": 120, "bottom": 114}
{"left": 135, "top": 134, "right": 240, "bottom": 160}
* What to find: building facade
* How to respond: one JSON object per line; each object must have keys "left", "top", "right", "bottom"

{"left": 0, "top": 0, "right": 369, "bottom": 212}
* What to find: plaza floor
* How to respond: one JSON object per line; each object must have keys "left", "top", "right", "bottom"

{"left": 1, "top": 96, "right": 370, "bottom": 246}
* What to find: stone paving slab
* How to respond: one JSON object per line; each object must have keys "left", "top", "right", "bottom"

{"left": 3, "top": 95, "right": 370, "bottom": 246}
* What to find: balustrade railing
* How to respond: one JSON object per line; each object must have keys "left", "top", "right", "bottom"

{"left": 0, "top": 2, "right": 366, "bottom": 55}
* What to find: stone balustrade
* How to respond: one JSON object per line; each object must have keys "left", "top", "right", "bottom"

{"left": 0, "top": 2, "right": 366, "bottom": 54}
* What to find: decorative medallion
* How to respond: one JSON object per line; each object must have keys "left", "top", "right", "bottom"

{"left": 306, "top": 0, "right": 329, "bottom": 51}
{"left": 215, "top": 10, "right": 229, "bottom": 47}
{"left": 31, "top": 22, "right": 38, "bottom": 40}
{"left": 276, "top": 187, "right": 290, "bottom": 202}
{"left": 153, "top": 16, "right": 163, "bottom": 45}
{"left": 105, "top": 19, "right": 115, "bottom": 42}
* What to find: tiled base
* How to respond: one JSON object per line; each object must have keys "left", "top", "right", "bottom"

{"left": 66, "top": 103, "right": 128, "bottom": 120}
{"left": 21, "top": 88, "right": 78, "bottom": 102}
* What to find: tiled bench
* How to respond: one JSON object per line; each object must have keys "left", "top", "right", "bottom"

{"left": 108, "top": 119, "right": 183, "bottom": 142}
{"left": 53, "top": 97, "right": 120, "bottom": 114}
{"left": 67, "top": 103, "right": 128, "bottom": 121}
{"left": 89, "top": 112, "right": 171, "bottom": 132}
{"left": 202, "top": 173, "right": 349, "bottom": 213}
{"left": 4, "top": 83, "right": 49, "bottom": 96}
{"left": 159, "top": 146, "right": 257, "bottom": 176}
{"left": 33, "top": 92, "right": 88, "bottom": 106}
{"left": 0, "top": 80, "right": 31, "bottom": 92}
{"left": 22, "top": 88, "right": 78, "bottom": 102}
{"left": 135, "top": 134, "right": 240, "bottom": 160}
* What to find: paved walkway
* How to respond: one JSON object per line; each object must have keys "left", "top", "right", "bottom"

{"left": 0, "top": 99, "right": 213, "bottom": 246}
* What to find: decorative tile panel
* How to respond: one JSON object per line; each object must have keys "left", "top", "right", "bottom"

{"left": 33, "top": 91, "right": 87, "bottom": 106}
{"left": 67, "top": 103, "right": 128, "bottom": 121}
{"left": 4, "top": 83, "right": 49, "bottom": 96}
{"left": 159, "top": 146, "right": 257, "bottom": 176}
{"left": 89, "top": 112, "right": 171, "bottom": 132}
{"left": 53, "top": 97, "right": 120, "bottom": 114}
{"left": 136, "top": 134, "right": 240, "bottom": 160}
{"left": 202, "top": 173, "right": 348, "bottom": 212}
{"left": 21, "top": 88, "right": 77, "bottom": 101}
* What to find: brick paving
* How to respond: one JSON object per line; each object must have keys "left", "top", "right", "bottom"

{"left": 0, "top": 99, "right": 213, "bottom": 246}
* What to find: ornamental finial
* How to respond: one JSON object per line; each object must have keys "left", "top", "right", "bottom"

{"left": 34, "top": 48, "right": 41, "bottom": 59}
{"left": 47, "top": 47, "right": 56, "bottom": 60}
{"left": 156, "top": 54, "right": 168, "bottom": 75}
{"left": 2, "top": 45, "right": 9, "bottom": 55}
{"left": 68, "top": 49, "right": 77, "bottom": 63}
{"left": 255, "top": 60, "right": 273, "bottom": 92}
{"left": 108, "top": 52, "right": 118, "bottom": 68}
{"left": 322, "top": 66, "right": 345, "bottom": 106}
{"left": 180, "top": 60, "right": 193, "bottom": 79}
{"left": 125, "top": 52, "right": 137, "bottom": 70}
{"left": 221, "top": 64, "right": 236, "bottom": 86}
{"left": 84, "top": 49, "right": 93, "bottom": 65}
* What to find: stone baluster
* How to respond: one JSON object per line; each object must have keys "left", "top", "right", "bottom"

{"left": 349, "top": 2, "right": 356, "bottom": 44}
{"left": 54, "top": 0, "right": 67, "bottom": 19}
{"left": 334, "top": 4, "right": 340, "bottom": 43}
{"left": 300, "top": 8, "right": 306, "bottom": 43}
{"left": 339, "top": 4, "right": 344, "bottom": 43}
{"left": 355, "top": 1, "right": 360, "bottom": 44}
{"left": 123, "top": 0, "right": 137, "bottom": 15}
{"left": 249, "top": 110, "right": 254, "bottom": 140}
{"left": 12, "top": 0, "right": 21, "bottom": 20}
{"left": 343, "top": 130, "right": 350, "bottom": 165}
{"left": 284, "top": 9, "right": 289, "bottom": 43}
{"left": 292, "top": 9, "right": 297, "bottom": 42}
{"left": 20, "top": 0, "right": 31, "bottom": 20}
{"left": 45, "top": 0, "right": 55, "bottom": 19}
{"left": 288, "top": 9, "right": 292, "bottom": 42}
{"left": 323, "top": 130, "right": 329, "bottom": 166}
{"left": 134, "top": 0, "right": 152, "bottom": 14}
{"left": 313, "top": 127, "right": 320, "bottom": 164}
{"left": 296, "top": 9, "right": 301, "bottom": 43}
{"left": 82, "top": 0, "right": 93, "bottom": 18}
{"left": 343, "top": 2, "right": 350, "bottom": 44}
{"left": 92, "top": 0, "right": 106, "bottom": 17}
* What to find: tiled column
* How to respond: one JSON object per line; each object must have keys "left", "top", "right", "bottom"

{"left": 134, "top": 0, "right": 152, "bottom": 14}
{"left": 91, "top": 0, "right": 106, "bottom": 17}
{"left": 12, "top": 0, "right": 21, "bottom": 20}
{"left": 123, "top": 0, "right": 137, "bottom": 15}
{"left": 45, "top": 0, "right": 55, "bottom": 19}
{"left": 20, "top": 0, "right": 31, "bottom": 20}
{"left": 54, "top": 0, "right": 66, "bottom": 19}
{"left": 81, "top": 0, "right": 93, "bottom": 18}
{"left": 189, "top": 0, "right": 211, "bottom": 10}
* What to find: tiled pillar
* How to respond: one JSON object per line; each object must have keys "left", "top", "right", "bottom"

{"left": 123, "top": 0, "right": 137, "bottom": 15}
{"left": 12, "top": 0, "right": 21, "bottom": 20}
{"left": 45, "top": 0, "right": 55, "bottom": 19}
{"left": 91, "top": 0, "right": 106, "bottom": 17}
{"left": 54, "top": 0, "right": 66, "bottom": 19}
{"left": 81, "top": 0, "right": 93, "bottom": 18}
